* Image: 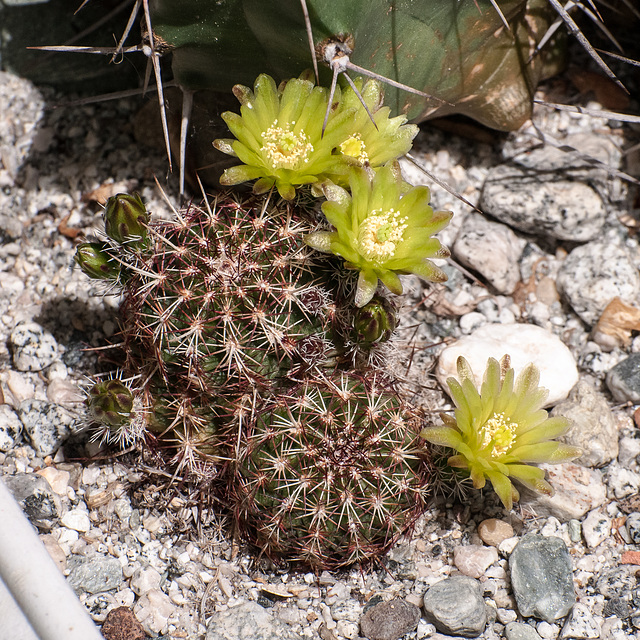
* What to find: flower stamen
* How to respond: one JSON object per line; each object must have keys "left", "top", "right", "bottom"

{"left": 339, "top": 133, "right": 369, "bottom": 165}
{"left": 262, "top": 123, "right": 314, "bottom": 170}
{"left": 357, "top": 208, "right": 408, "bottom": 263}
{"left": 479, "top": 412, "right": 517, "bottom": 457}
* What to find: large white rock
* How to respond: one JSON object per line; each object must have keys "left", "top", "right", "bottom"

{"left": 437, "top": 323, "right": 578, "bottom": 406}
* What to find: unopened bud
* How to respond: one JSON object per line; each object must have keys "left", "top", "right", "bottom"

{"left": 74, "top": 242, "right": 120, "bottom": 280}
{"left": 354, "top": 296, "right": 397, "bottom": 343}
{"left": 104, "top": 193, "right": 149, "bottom": 248}
{"left": 87, "top": 380, "right": 134, "bottom": 427}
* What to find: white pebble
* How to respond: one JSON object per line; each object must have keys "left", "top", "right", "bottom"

{"left": 61, "top": 509, "right": 91, "bottom": 533}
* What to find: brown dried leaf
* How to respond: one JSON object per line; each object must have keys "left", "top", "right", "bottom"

{"left": 592, "top": 297, "right": 640, "bottom": 351}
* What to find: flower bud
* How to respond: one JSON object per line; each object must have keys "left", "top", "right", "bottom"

{"left": 104, "top": 193, "right": 149, "bottom": 248}
{"left": 354, "top": 296, "right": 397, "bottom": 343}
{"left": 74, "top": 242, "right": 120, "bottom": 280}
{"left": 87, "top": 380, "right": 134, "bottom": 427}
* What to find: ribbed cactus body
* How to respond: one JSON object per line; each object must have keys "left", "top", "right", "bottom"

{"left": 118, "top": 193, "right": 357, "bottom": 392}
{"left": 235, "top": 371, "right": 431, "bottom": 569}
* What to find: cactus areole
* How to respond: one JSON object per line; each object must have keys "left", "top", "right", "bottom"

{"left": 149, "top": 0, "right": 560, "bottom": 130}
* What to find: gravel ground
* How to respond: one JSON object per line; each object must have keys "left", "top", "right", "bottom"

{"left": 1, "top": 46, "right": 640, "bottom": 640}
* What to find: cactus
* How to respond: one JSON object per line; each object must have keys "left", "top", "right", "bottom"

{"left": 80, "top": 185, "right": 441, "bottom": 567}
{"left": 234, "top": 371, "right": 432, "bottom": 569}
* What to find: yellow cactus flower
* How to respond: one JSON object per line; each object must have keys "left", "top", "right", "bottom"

{"left": 304, "top": 163, "right": 451, "bottom": 307}
{"left": 421, "top": 355, "right": 581, "bottom": 510}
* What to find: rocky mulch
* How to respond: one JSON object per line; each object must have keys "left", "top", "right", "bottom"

{"left": 1, "top": 58, "right": 640, "bottom": 640}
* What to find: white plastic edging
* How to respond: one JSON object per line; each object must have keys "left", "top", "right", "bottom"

{"left": 0, "top": 479, "right": 103, "bottom": 640}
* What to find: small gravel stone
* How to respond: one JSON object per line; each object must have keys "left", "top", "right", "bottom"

{"left": 61, "top": 508, "right": 91, "bottom": 532}
{"left": 453, "top": 545, "right": 499, "bottom": 578}
{"left": 606, "top": 353, "right": 640, "bottom": 403}
{"left": 101, "top": 606, "right": 146, "bottom": 640}
{"left": 477, "top": 519, "right": 515, "bottom": 547}
{"left": 560, "top": 602, "right": 600, "bottom": 639}
{"left": 67, "top": 555, "right": 123, "bottom": 594}
{"left": 626, "top": 512, "right": 640, "bottom": 543}
{"left": 17, "top": 398, "right": 76, "bottom": 456}
{"left": 46, "top": 377, "right": 84, "bottom": 406}
{"left": 556, "top": 241, "right": 640, "bottom": 327}
{"left": 452, "top": 212, "right": 525, "bottom": 294}
{"left": 4, "top": 472, "right": 59, "bottom": 529}
{"left": 607, "top": 464, "right": 640, "bottom": 499}
{"left": 581, "top": 509, "right": 612, "bottom": 549}
{"left": 36, "top": 466, "right": 70, "bottom": 495}
{"left": 9, "top": 321, "right": 58, "bottom": 371}
{"left": 422, "top": 576, "right": 487, "bottom": 638}
{"left": 205, "top": 601, "right": 300, "bottom": 640}
{"left": 509, "top": 534, "right": 576, "bottom": 622}
{"left": 130, "top": 566, "right": 163, "bottom": 596}
{"left": 551, "top": 380, "right": 618, "bottom": 467}
{"left": 359, "top": 598, "right": 420, "bottom": 640}
{"left": 0, "top": 404, "right": 23, "bottom": 451}
{"left": 505, "top": 622, "right": 543, "bottom": 640}
{"left": 481, "top": 164, "right": 606, "bottom": 242}
{"left": 437, "top": 323, "right": 578, "bottom": 405}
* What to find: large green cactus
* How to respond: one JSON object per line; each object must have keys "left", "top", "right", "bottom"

{"left": 150, "top": 0, "right": 560, "bottom": 131}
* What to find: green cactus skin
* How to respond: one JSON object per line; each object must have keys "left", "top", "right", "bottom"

{"left": 149, "top": 0, "right": 561, "bottom": 130}
{"left": 87, "top": 379, "right": 134, "bottom": 429}
{"left": 234, "top": 371, "right": 433, "bottom": 569}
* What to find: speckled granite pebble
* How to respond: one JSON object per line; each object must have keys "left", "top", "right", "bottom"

{"left": 0, "top": 404, "right": 23, "bottom": 451}
{"left": 606, "top": 353, "right": 640, "bottom": 403}
{"left": 17, "top": 398, "right": 76, "bottom": 456}
{"left": 10, "top": 321, "right": 58, "bottom": 371}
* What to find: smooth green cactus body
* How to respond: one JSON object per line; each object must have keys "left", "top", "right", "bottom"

{"left": 235, "top": 372, "right": 432, "bottom": 569}
{"left": 150, "top": 0, "right": 560, "bottom": 130}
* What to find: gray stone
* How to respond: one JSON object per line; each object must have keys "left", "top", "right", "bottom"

{"left": 581, "top": 510, "right": 611, "bottom": 549}
{"left": 452, "top": 212, "right": 525, "bottom": 294}
{"left": 480, "top": 164, "right": 606, "bottom": 242}
{"left": 10, "top": 321, "right": 58, "bottom": 371}
{"left": 595, "top": 567, "right": 637, "bottom": 598}
{"left": 3, "top": 472, "right": 59, "bottom": 530}
{"left": 205, "top": 601, "right": 300, "bottom": 640}
{"left": 422, "top": 576, "right": 487, "bottom": 638}
{"left": 505, "top": 622, "right": 542, "bottom": 640}
{"left": 359, "top": 598, "right": 420, "bottom": 640}
{"left": 17, "top": 399, "right": 76, "bottom": 456}
{"left": 437, "top": 323, "right": 578, "bottom": 406}
{"left": 551, "top": 380, "right": 618, "bottom": 468}
{"left": 556, "top": 242, "right": 640, "bottom": 327}
{"left": 509, "top": 534, "right": 576, "bottom": 623}
{"left": 67, "top": 555, "right": 123, "bottom": 595}
{"left": 606, "top": 353, "right": 640, "bottom": 403}
{"left": 626, "top": 512, "right": 640, "bottom": 544}
{"left": 0, "top": 404, "right": 23, "bottom": 451}
{"left": 560, "top": 602, "right": 600, "bottom": 638}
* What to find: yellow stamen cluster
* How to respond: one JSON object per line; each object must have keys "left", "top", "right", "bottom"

{"left": 339, "top": 134, "right": 369, "bottom": 165}
{"left": 262, "top": 123, "right": 313, "bottom": 170}
{"left": 479, "top": 412, "right": 517, "bottom": 457}
{"left": 357, "top": 208, "right": 408, "bottom": 262}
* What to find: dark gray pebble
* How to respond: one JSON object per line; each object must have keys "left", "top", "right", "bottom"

{"left": 359, "top": 597, "right": 420, "bottom": 640}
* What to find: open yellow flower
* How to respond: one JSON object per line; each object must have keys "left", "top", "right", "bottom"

{"left": 304, "top": 163, "right": 451, "bottom": 307}
{"left": 213, "top": 74, "right": 419, "bottom": 200}
{"left": 421, "top": 355, "right": 581, "bottom": 510}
